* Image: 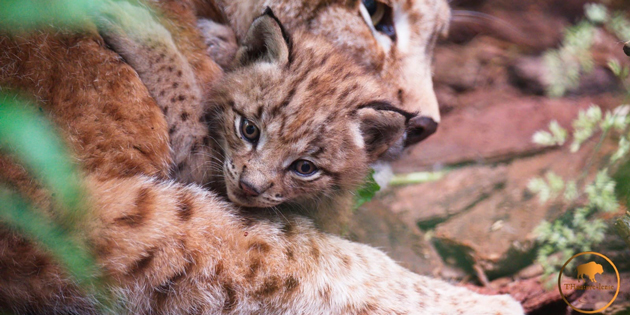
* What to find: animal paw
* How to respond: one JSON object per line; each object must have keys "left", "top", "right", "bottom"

{"left": 197, "top": 18, "right": 238, "bottom": 69}
{"left": 95, "top": 0, "right": 172, "bottom": 51}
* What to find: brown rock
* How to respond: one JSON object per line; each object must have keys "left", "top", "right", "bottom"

{"left": 347, "top": 198, "right": 443, "bottom": 276}
{"left": 568, "top": 273, "right": 630, "bottom": 313}
{"left": 385, "top": 165, "right": 507, "bottom": 229}
{"left": 516, "top": 263, "right": 544, "bottom": 279}
{"left": 449, "top": 8, "right": 567, "bottom": 52}
{"left": 432, "top": 140, "right": 611, "bottom": 278}
{"left": 393, "top": 96, "right": 597, "bottom": 173}
{"left": 433, "top": 37, "right": 510, "bottom": 93}
{"left": 508, "top": 56, "right": 549, "bottom": 95}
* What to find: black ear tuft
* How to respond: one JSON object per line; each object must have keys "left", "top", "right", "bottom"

{"left": 234, "top": 8, "right": 292, "bottom": 66}
{"left": 356, "top": 101, "right": 416, "bottom": 162}
{"left": 357, "top": 102, "right": 416, "bottom": 123}
{"left": 261, "top": 7, "right": 293, "bottom": 56}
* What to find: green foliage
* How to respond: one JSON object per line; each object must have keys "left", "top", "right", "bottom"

{"left": 614, "top": 212, "right": 630, "bottom": 248}
{"left": 0, "top": 188, "right": 99, "bottom": 286}
{"left": 544, "top": 19, "right": 596, "bottom": 97}
{"left": 527, "top": 171, "right": 566, "bottom": 203}
{"left": 584, "top": 3, "right": 608, "bottom": 24}
{"left": 0, "top": 0, "right": 100, "bottom": 31}
{"left": 585, "top": 170, "right": 619, "bottom": 213}
{"left": 532, "top": 121, "right": 567, "bottom": 147}
{"left": 608, "top": 59, "right": 630, "bottom": 81}
{"left": 531, "top": 30, "right": 630, "bottom": 284}
{"left": 354, "top": 170, "right": 381, "bottom": 209}
{"left": 0, "top": 0, "right": 167, "bottom": 310}
{"left": 609, "top": 59, "right": 630, "bottom": 95}
{"left": 0, "top": 94, "right": 85, "bottom": 221}
{"left": 608, "top": 11, "right": 630, "bottom": 42}
{"left": 530, "top": 103, "right": 628, "bottom": 284}
{"left": 535, "top": 206, "right": 607, "bottom": 276}
{"left": 543, "top": 3, "right": 630, "bottom": 97}
{"left": 0, "top": 93, "right": 106, "bottom": 303}
{"left": 571, "top": 105, "right": 603, "bottom": 152}
{"left": 613, "top": 159, "right": 630, "bottom": 206}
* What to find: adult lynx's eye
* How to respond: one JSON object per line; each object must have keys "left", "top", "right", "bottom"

{"left": 362, "top": 0, "right": 384, "bottom": 25}
{"left": 361, "top": 0, "right": 396, "bottom": 40}
{"left": 292, "top": 160, "right": 318, "bottom": 177}
{"left": 240, "top": 118, "right": 260, "bottom": 143}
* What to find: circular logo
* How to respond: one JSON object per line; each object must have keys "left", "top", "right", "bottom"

{"left": 558, "top": 251, "right": 620, "bottom": 314}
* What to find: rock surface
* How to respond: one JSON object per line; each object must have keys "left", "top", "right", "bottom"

{"left": 392, "top": 94, "right": 620, "bottom": 172}
{"left": 349, "top": 0, "right": 630, "bottom": 313}
{"left": 385, "top": 165, "right": 507, "bottom": 229}
{"left": 347, "top": 198, "right": 443, "bottom": 276}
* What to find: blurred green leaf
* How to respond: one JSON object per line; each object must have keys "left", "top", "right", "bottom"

{"left": 0, "top": 93, "right": 85, "bottom": 224}
{"left": 0, "top": 92, "right": 106, "bottom": 305}
{"left": 614, "top": 212, "right": 630, "bottom": 248}
{"left": 0, "top": 187, "right": 99, "bottom": 287}
{"left": 584, "top": 3, "right": 608, "bottom": 24}
{"left": 354, "top": 170, "right": 380, "bottom": 209}
{"left": 0, "top": 0, "right": 101, "bottom": 30}
{"left": 613, "top": 157, "right": 630, "bottom": 206}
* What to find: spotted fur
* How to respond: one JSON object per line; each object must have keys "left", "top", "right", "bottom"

{"left": 198, "top": 0, "right": 451, "bottom": 147}
{"left": 0, "top": 0, "right": 523, "bottom": 313}
{"left": 98, "top": 3, "right": 411, "bottom": 232}
{"left": 0, "top": 158, "right": 523, "bottom": 314}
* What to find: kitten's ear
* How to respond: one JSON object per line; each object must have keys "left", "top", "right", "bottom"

{"left": 357, "top": 102, "right": 416, "bottom": 161}
{"left": 234, "top": 7, "right": 292, "bottom": 66}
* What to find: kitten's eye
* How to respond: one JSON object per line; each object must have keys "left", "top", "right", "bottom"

{"left": 240, "top": 118, "right": 260, "bottom": 142}
{"left": 292, "top": 160, "right": 318, "bottom": 177}
{"left": 361, "top": 0, "right": 396, "bottom": 40}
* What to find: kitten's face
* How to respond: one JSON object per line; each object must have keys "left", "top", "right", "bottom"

{"left": 221, "top": 0, "right": 451, "bottom": 146}
{"left": 218, "top": 99, "right": 367, "bottom": 208}
{"left": 207, "top": 15, "right": 410, "bottom": 208}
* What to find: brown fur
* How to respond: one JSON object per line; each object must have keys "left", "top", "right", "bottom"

{"left": 0, "top": 1, "right": 523, "bottom": 314}
{"left": 96, "top": 0, "right": 218, "bottom": 184}
{"left": 207, "top": 14, "right": 410, "bottom": 231}
{"left": 0, "top": 30, "right": 171, "bottom": 181}
{"left": 98, "top": 4, "right": 409, "bottom": 232}
{"left": 209, "top": 0, "right": 451, "bottom": 146}
{"left": 1, "top": 163, "right": 523, "bottom": 314}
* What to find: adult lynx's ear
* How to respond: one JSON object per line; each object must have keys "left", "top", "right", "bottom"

{"left": 234, "top": 7, "right": 292, "bottom": 66}
{"left": 357, "top": 102, "right": 416, "bottom": 162}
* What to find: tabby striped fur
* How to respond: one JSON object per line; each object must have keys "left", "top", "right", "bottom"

{"left": 98, "top": 3, "right": 411, "bottom": 232}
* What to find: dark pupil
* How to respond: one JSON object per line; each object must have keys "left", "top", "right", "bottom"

{"left": 362, "top": 0, "right": 377, "bottom": 15}
{"left": 245, "top": 124, "right": 256, "bottom": 135}
{"left": 300, "top": 162, "right": 312, "bottom": 173}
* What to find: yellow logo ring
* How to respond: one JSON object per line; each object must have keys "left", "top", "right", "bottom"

{"left": 558, "top": 251, "right": 620, "bottom": 314}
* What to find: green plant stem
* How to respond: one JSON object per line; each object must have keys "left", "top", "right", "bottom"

{"left": 389, "top": 171, "right": 447, "bottom": 186}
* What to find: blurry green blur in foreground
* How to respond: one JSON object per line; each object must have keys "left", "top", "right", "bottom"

{"left": 0, "top": 93, "right": 103, "bottom": 300}
{"left": 0, "top": 0, "right": 101, "bottom": 30}
{"left": 0, "top": 0, "right": 153, "bottom": 307}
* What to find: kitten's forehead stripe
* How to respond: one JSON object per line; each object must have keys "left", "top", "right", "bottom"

{"left": 212, "top": 23, "right": 400, "bottom": 212}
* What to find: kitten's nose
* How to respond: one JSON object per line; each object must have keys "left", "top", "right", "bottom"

{"left": 405, "top": 116, "right": 438, "bottom": 146}
{"left": 239, "top": 180, "right": 261, "bottom": 197}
